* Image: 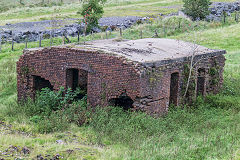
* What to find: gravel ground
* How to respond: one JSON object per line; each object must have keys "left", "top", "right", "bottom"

{"left": 0, "top": 16, "right": 141, "bottom": 43}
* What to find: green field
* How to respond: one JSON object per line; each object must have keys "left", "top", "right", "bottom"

{"left": 0, "top": 0, "right": 240, "bottom": 159}
{"left": 0, "top": 0, "right": 236, "bottom": 25}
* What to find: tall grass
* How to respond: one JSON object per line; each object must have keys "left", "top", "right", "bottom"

{"left": 1, "top": 85, "right": 239, "bottom": 159}
{"left": 92, "top": 105, "right": 240, "bottom": 160}
{"left": 0, "top": 15, "right": 240, "bottom": 159}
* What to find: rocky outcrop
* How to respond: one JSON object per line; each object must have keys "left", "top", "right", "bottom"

{"left": 206, "top": 1, "right": 240, "bottom": 21}
{"left": 0, "top": 16, "right": 142, "bottom": 43}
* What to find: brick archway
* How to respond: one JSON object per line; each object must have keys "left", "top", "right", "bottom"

{"left": 108, "top": 93, "right": 134, "bottom": 110}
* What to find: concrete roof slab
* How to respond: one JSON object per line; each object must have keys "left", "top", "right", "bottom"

{"left": 78, "top": 38, "right": 224, "bottom": 63}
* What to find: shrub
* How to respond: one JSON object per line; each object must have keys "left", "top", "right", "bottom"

{"left": 33, "top": 87, "right": 81, "bottom": 116}
{"left": 183, "top": 0, "right": 211, "bottom": 20}
{"left": 4, "top": 87, "right": 90, "bottom": 133}
{"left": 31, "top": 87, "right": 91, "bottom": 133}
{"left": 63, "top": 96, "right": 91, "bottom": 126}
{"left": 79, "top": 0, "right": 107, "bottom": 33}
{"left": 33, "top": 97, "right": 90, "bottom": 133}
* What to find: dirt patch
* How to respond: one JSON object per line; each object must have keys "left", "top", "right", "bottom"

{"left": 0, "top": 146, "right": 31, "bottom": 159}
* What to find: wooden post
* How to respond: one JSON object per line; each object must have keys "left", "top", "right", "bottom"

{"left": 140, "top": 30, "right": 143, "bottom": 39}
{"left": 223, "top": 11, "right": 226, "bottom": 24}
{"left": 77, "top": 31, "right": 80, "bottom": 42}
{"left": 11, "top": 31, "right": 14, "bottom": 51}
{"left": 120, "top": 28, "right": 122, "bottom": 37}
{"left": 235, "top": 11, "right": 239, "bottom": 22}
{"left": 39, "top": 33, "right": 42, "bottom": 47}
{"left": 62, "top": 33, "right": 65, "bottom": 45}
{"left": 106, "top": 30, "right": 108, "bottom": 39}
{"left": 25, "top": 37, "right": 28, "bottom": 49}
{"left": 50, "top": 32, "right": 52, "bottom": 46}
{"left": 11, "top": 39, "right": 14, "bottom": 51}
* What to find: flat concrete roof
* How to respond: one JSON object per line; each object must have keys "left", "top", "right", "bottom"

{"left": 77, "top": 38, "right": 225, "bottom": 63}
{"left": 25, "top": 38, "right": 225, "bottom": 65}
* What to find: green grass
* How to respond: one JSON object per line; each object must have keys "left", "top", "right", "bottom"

{"left": 0, "top": 0, "right": 179, "bottom": 25}
{"left": 0, "top": 23, "right": 240, "bottom": 159}
{"left": 0, "top": 0, "right": 236, "bottom": 25}
{"left": 94, "top": 106, "right": 240, "bottom": 160}
{"left": 0, "top": 123, "right": 102, "bottom": 159}
{"left": 0, "top": 2, "right": 240, "bottom": 159}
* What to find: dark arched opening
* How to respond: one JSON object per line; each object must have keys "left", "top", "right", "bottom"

{"left": 33, "top": 75, "right": 53, "bottom": 92}
{"left": 109, "top": 93, "right": 134, "bottom": 110}
{"left": 197, "top": 68, "right": 206, "bottom": 96}
{"left": 169, "top": 72, "right": 179, "bottom": 106}
{"left": 66, "top": 68, "right": 88, "bottom": 99}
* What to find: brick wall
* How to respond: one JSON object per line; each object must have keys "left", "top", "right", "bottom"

{"left": 133, "top": 54, "right": 226, "bottom": 115}
{"left": 17, "top": 47, "right": 226, "bottom": 115}
{"left": 17, "top": 47, "right": 141, "bottom": 107}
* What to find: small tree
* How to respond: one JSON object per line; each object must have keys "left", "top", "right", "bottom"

{"left": 183, "top": 0, "right": 211, "bottom": 20}
{"left": 80, "top": 0, "right": 106, "bottom": 34}
{"left": 178, "top": 23, "right": 206, "bottom": 103}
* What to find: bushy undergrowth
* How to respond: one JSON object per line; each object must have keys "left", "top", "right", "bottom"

{"left": 90, "top": 103, "right": 240, "bottom": 159}
{"left": 0, "top": 12, "right": 240, "bottom": 159}
{"left": 4, "top": 87, "right": 90, "bottom": 133}
{"left": 1, "top": 74, "right": 240, "bottom": 159}
{"left": 121, "top": 16, "right": 239, "bottom": 41}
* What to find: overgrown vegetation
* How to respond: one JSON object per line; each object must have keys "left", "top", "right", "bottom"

{"left": 7, "top": 87, "right": 89, "bottom": 133}
{"left": 0, "top": 0, "right": 240, "bottom": 159}
{"left": 0, "top": 0, "right": 236, "bottom": 25}
{"left": 80, "top": 0, "right": 107, "bottom": 33}
{"left": 1, "top": 25, "right": 240, "bottom": 159}
{"left": 2, "top": 89, "right": 240, "bottom": 159}
{"left": 183, "top": 0, "right": 211, "bottom": 20}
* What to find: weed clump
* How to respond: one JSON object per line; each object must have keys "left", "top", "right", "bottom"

{"left": 5, "top": 87, "right": 89, "bottom": 133}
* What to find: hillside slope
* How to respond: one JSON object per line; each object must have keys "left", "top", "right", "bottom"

{"left": 0, "top": 16, "right": 240, "bottom": 159}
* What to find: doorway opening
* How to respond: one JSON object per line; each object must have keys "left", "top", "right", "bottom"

{"left": 197, "top": 68, "right": 205, "bottom": 96}
{"left": 109, "top": 93, "right": 134, "bottom": 110}
{"left": 66, "top": 68, "right": 88, "bottom": 99}
{"left": 33, "top": 76, "right": 53, "bottom": 92}
{"left": 169, "top": 72, "right": 179, "bottom": 106}
{"left": 66, "top": 68, "right": 79, "bottom": 91}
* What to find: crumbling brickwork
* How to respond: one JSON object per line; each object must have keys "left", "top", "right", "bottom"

{"left": 135, "top": 53, "right": 226, "bottom": 115}
{"left": 17, "top": 47, "right": 141, "bottom": 107}
{"left": 17, "top": 39, "right": 226, "bottom": 115}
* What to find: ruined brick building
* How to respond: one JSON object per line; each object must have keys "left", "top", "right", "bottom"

{"left": 17, "top": 38, "right": 226, "bottom": 115}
